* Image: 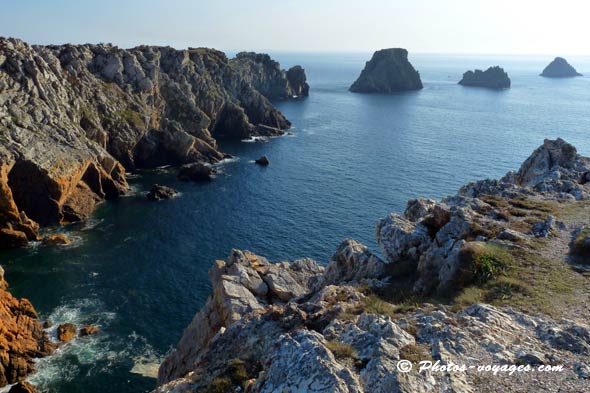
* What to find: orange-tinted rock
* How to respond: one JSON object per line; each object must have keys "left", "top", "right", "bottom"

{"left": 57, "top": 323, "right": 77, "bottom": 342}
{"left": 79, "top": 325, "right": 100, "bottom": 337}
{"left": 0, "top": 271, "right": 53, "bottom": 387}
{"left": 41, "top": 234, "right": 70, "bottom": 246}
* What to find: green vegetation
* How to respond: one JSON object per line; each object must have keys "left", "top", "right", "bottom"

{"left": 459, "top": 242, "right": 514, "bottom": 285}
{"left": 571, "top": 227, "right": 590, "bottom": 259}
{"left": 326, "top": 340, "right": 358, "bottom": 360}
{"left": 204, "top": 358, "right": 256, "bottom": 393}
{"left": 399, "top": 343, "right": 433, "bottom": 364}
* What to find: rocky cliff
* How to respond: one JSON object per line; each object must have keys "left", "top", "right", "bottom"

{"left": 0, "top": 37, "right": 307, "bottom": 248}
{"left": 459, "top": 66, "right": 511, "bottom": 89}
{"left": 231, "top": 52, "right": 309, "bottom": 99}
{"left": 350, "top": 48, "right": 423, "bottom": 93}
{"left": 157, "top": 138, "right": 590, "bottom": 392}
{"left": 0, "top": 267, "right": 53, "bottom": 388}
{"left": 541, "top": 57, "right": 583, "bottom": 78}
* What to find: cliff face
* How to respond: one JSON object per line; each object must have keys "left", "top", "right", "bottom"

{"left": 541, "top": 57, "right": 583, "bottom": 78}
{"left": 157, "top": 139, "right": 590, "bottom": 393}
{"left": 459, "top": 66, "right": 511, "bottom": 89}
{"left": 231, "top": 52, "right": 309, "bottom": 99}
{"left": 0, "top": 38, "right": 306, "bottom": 247}
{"left": 0, "top": 268, "right": 53, "bottom": 387}
{"left": 350, "top": 48, "right": 423, "bottom": 93}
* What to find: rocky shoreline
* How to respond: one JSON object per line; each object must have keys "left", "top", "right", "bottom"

{"left": 0, "top": 37, "right": 308, "bottom": 250}
{"left": 156, "top": 139, "right": 590, "bottom": 392}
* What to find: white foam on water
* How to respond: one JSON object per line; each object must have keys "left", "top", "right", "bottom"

{"left": 28, "top": 299, "right": 161, "bottom": 390}
{"left": 241, "top": 136, "right": 269, "bottom": 143}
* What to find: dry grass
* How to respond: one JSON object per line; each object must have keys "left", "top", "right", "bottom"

{"left": 326, "top": 340, "right": 358, "bottom": 360}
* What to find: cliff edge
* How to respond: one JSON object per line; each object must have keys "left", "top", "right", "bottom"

{"left": 157, "top": 138, "right": 590, "bottom": 392}
{"left": 0, "top": 38, "right": 308, "bottom": 248}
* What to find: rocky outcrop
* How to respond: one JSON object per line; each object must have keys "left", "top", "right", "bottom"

{"left": 0, "top": 267, "right": 53, "bottom": 387}
{"left": 254, "top": 155, "right": 270, "bottom": 166}
{"left": 459, "top": 66, "right": 511, "bottom": 89}
{"left": 0, "top": 38, "right": 302, "bottom": 247}
{"left": 350, "top": 48, "right": 423, "bottom": 93}
{"left": 157, "top": 138, "right": 590, "bottom": 393}
{"left": 146, "top": 184, "right": 178, "bottom": 201}
{"left": 541, "top": 57, "right": 583, "bottom": 78}
{"left": 231, "top": 52, "right": 309, "bottom": 99}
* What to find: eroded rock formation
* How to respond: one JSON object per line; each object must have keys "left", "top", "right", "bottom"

{"left": 0, "top": 37, "right": 306, "bottom": 247}
{"left": 459, "top": 66, "right": 511, "bottom": 89}
{"left": 350, "top": 48, "right": 423, "bottom": 93}
{"left": 541, "top": 57, "right": 583, "bottom": 78}
{"left": 157, "top": 139, "right": 590, "bottom": 392}
{"left": 0, "top": 267, "right": 53, "bottom": 387}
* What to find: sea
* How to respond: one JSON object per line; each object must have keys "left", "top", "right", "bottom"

{"left": 2, "top": 52, "right": 590, "bottom": 392}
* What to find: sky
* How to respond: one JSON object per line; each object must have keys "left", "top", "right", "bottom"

{"left": 1, "top": 0, "right": 589, "bottom": 55}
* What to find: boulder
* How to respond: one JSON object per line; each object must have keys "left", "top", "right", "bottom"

{"left": 541, "top": 57, "right": 582, "bottom": 78}
{"left": 79, "top": 325, "right": 101, "bottom": 337}
{"left": 146, "top": 185, "right": 178, "bottom": 201}
{"left": 57, "top": 323, "right": 77, "bottom": 342}
{"left": 41, "top": 234, "right": 70, "bottom": 246}
{"left": 255, "top": 155, "right": 270, "bottom": 166}
{"left": 325, "top": 239, "right": 385, "bottom": 285}
{"left": 459, "top": 66, "right": 511, "bottom": 89}
{"left": 177, "top": 163, "right": 214, "bottom": 182}
{"left": 350, "top": 48, "right": 423, "bottom": 93}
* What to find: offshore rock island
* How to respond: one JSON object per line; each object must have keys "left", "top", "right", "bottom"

{"left": 157, "top": 139, "right": 590, "bottom": 393}
{"left": 459, "top": 66, "right": 511, "bottom": 89}
{"left": 350, "top": 48, "right": 423, "bottom": 93}
{"left": 541, "top": 57, "right": 583, "bottom": 78}
{"left": 0, "top": 37, "right": 308, "bottom": 250}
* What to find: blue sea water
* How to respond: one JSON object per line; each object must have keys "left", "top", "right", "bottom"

{"left": 2, "top": 53, "right": 590, "bottom": 392}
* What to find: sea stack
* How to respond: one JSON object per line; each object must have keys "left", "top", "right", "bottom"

{"left": 459, "top": 66, "right": 511, "bottom": 89}
{"left": 541, "top": 57, "right": 582, "bottom": 78}
{"left": 350, "top": 48, "right": 423, "bottom": 93}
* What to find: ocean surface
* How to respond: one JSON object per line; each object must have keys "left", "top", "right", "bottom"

{"left": 2, "top": 53, "right": 590, "bottom": 392}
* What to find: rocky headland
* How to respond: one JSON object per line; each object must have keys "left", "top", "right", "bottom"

{"left": 459, "top": 66, "right": 511, "bottom": 89}
{"left": 350, "top": 48, "right": 423, "bottom": 93}
{"left": 541, "top": 57, "right": 583, "bottom": 78}
{"left": 157, "top": 138, "right": 590, "bottom": 392}
{"left": 0, "top": 37, "right": 308, "bottom": 249}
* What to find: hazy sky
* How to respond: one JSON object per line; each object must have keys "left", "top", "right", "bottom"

{"left": 1, "top": 0, "right": 589, "bottom": 54}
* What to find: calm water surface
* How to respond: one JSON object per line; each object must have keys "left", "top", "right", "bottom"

{"left": 2, "top": 53, "right": 590, "bottom": 392}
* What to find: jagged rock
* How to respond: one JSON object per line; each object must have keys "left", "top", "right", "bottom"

{"left": 532, "top": 216, "right": 557, "bottom": 238}
{"left": 0, "top": 268, "right": 53, "bottom": 388}
{"left": 177, "top": 163, "right": 214, "bottom": 182}
{"left": 57, "top": 323, "right": 77, "bottom": 342}
{"left": 404, "top": 198, "right": 437, "bottom": 222}
{"left": 497, "top": 228, "right": 527, "bottom": 242}
{"left": 255, "top": 155, "right": 270, "bottom": 166}
{"left": 459, "top": 66, "right": 511, "bottom": 89}
{"left": 0, "top": 37, "right": 302, "bottom": 249}
{"left": 376, "top": 213, "right": 431, "bottom": 264}
{"left": 286, "top": 66, "right": 310, "bottom": 97}
{"left": 350, "top": 48, "right": 423, "bottom": 93}
{"left": 325, "top": 239, "right": 385, "bottom": 285}
{"left": 541, "top": 57, "right": 583, "bottom": 78}
{"left": 79, "top": 325, "right": 100, "bottom": 336}
{"left": 232, "top": 52, "right": 309, "bottom": 99}
{"left": 146, "top": 184, "right": 178, "bottom": 201}
{"left": 41, "top": 233, "right": 70, "bottom": 246}
{"left": 157, "top": 249, "right": 324, "bottom": 384}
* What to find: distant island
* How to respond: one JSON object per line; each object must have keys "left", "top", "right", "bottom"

{"left": 459, "top": 66, "right": 511, "bottom": 89}
{"left": 350, "top": 48, "right": 423, "bottom": 93}
{"left": 541, "top": 57, "right": 583, "bottom": 78}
